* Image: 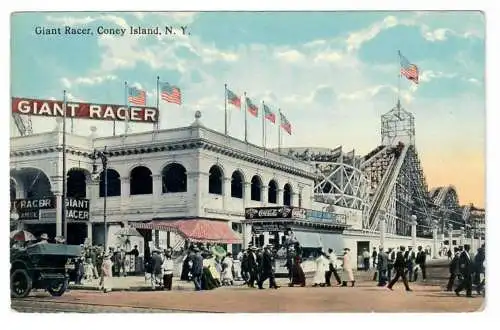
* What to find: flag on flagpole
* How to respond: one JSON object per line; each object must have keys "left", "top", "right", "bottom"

{"left": 128, "top": 87, "right": 146, "bottom": 105}
{"left": 398, "top": 51, "right": 419, "bottom": 84}
{"left": 263, "top": 103, "right": 276, "bottom": 123}
{"left": 160, "top": 82, "right": 182, "bottom": 105}
{"left": 280, "top": 112, "right": 292, "bottom": 135}
{"left": 245, "top": 97, "right": 259, "bottom": 117}
{"left": 227, "top": 88, "right": 241, "bottom": 108}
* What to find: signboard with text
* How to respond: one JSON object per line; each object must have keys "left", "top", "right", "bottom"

{"left": 12, "top": 97, "right": 159, "bottom": 123}
{"left": 11, "top": 197, "right": 90, "bottom": 221}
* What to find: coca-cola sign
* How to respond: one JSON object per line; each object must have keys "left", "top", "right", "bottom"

{"left": 245, "top": 207, "right": 294, "bottom": 219}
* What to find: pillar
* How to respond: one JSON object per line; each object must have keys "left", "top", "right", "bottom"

{"left": 432, "top": 220, "right": 439, "bottom": 259}
{"left": 277, "top": 188, "right": 284, "bottom": 206}
{"left": 460, "top": 227, "right": 465, "bottom": 246}
{"left": 153, "top": 174, "right": 162, "bottom": 197}
{"left": 379, "top": 215, "right": 386, "bottom": 249}
{"left": 243, "top": 182, "right": 251, "bottom": 207}
{"left": 121, "top": 177, "right": 130, "bottom": 210}
{"left": 260, "top": 186, "right": 267, "bottom": 206}
{"left": 448, "top": 224, "right": 454, "bottom": 253}
{"left": 292, "top": 193, "right": 299, "bottom": 207}
{"left": 223, "top": 177, "right": 231, "bottom": 209}
{"left": 411, "top": 219, "right": 417, "bottom": 248}
{"left": 86, "top": 222, "right": 93, "bottom": 245}
{"left": 54, "top": 192, "right": 63, "bottom": 237}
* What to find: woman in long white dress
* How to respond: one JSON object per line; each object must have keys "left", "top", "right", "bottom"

{"left": 221, "top": 252, "right": 234, "bottom": 286}
{"left": 312, "top": 252, "right": 329, "bottom": 287}
{"left": 342, "top": 248, "right": 355, "bottom": 287}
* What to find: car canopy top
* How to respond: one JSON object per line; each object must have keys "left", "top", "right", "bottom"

{"left": 25, "top": 243, "right": 82, "bottom": 257}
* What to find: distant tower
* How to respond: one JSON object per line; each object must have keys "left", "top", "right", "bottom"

{"left": 380, "top": 100, "right": 415, "bottom": 146}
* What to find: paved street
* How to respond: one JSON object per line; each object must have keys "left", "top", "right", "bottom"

{"left": 11, "top": 260, "right": 485, "bottom": 313}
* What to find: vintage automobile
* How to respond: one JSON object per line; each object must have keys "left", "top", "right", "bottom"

{"left": 10, "top": 243, "right": 82, "bottom": 298}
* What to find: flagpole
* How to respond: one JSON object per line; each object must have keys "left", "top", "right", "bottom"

{"left": 124, "top": 81, "right": 129, "bottom": 137}
{"left": 262, "top": 101, "right": 265, "bottom": 149}
{"left": 111, "top": 84, "right": 116, "bottom": 136}
{"left": 397, "top": 50, "right": 402, "bottom": 109}
{"left": 244, "top": 92, "right": 248, "bottom": 143}
{"left": 62, "top": 89, "right": 67, "bottom": 241}
{"left": 278, "top": 108, "right": 281, "bottom": 154}
{"left": 224, "top": 84, "right": 228, "bottom": 135}
{"left": 156, "top": 76, "right": 160, "bottom": 131}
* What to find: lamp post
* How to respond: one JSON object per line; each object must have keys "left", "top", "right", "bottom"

{"left": 91, "top": 146, "right": 109, "bottom": 251}
{"left": 448, "top": 224, "right": 454, "bottom": 253}
{"left": 410, "top": 215, "right": 417, "bottom": 248}
{"left": 432, "top": 219, "right": 439, "bottom": 259}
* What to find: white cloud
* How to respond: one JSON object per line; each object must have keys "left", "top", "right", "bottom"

{"left": 66, "top": 92, "right": 85, "bottom": 103}
{"left": 61, "top": 75, "right": 117, "bottom": 88}
{"left": 419, "top": 70, "right": 458, "bottom": 83}
{"left": 422, "top": 28, "right": 452, "bottom": 42}
{"left": 274, "top": 49, "right": 305, "bottom": 63}
{"left": 346, "top": 15, "right": 408, "bottom": 52}
{"left": 313, "top": 51, "right": 343, "bottom": 63}
{"left": 338, "top": 85, "right": 394, "bottom": 101}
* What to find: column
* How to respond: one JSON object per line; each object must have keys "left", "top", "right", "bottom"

{"left": 153, "top": 174, "right": 162, "bottom": 197}
{"left": 460, "top": 227, "right": 465, "bottom": 246}
{"left": 292, "top": 193, "right": 299, "bottom": 207}
{"left": 379, "top": 215, "right": 386, "bottom": 249}
{"left": 277, "top": 188, "right": 284, "bottom": 206}
{"left": 54, "top": 192, "right": 63, "bottom": 237}
{"left": 448, "top": 224, "right": 454, "bottom": 253}
{"left": 260, "top": 186, "right": 267, "bottom": 206}
{"left": 120, "top": 176, "right": 130, "bottom": 211}
{"left": 223, "top": 177, "right": 231, "bottom": 209}
{"left": 432, "top": 220, "right": 439, "bottom": 259}
{"left": 86, "top": 222, "right": 93, "bottom": 245}
{"left": 411, "top": 218, "right": 417, "bottom": 248}
{"left": 243, "top": 182, "right": 251, "bottom": 207}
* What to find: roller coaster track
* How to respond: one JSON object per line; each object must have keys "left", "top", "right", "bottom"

{"left": 367, "top": 144, "right": 409, "bottom": 231}
{"left": 12, "top": 112, "right": 33, "bottom": 136}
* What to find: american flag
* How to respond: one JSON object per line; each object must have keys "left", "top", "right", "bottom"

{"left": 227, "top": 88, "right": 241, "bottom": 108}
{"left": 399, "top": 51, "right": 419, "bottom": 84}
{"left": 245, "top": 97, "right": 258, "bottom": 117}
{"left": 128, "top": 87, "right": 146, "bottom": 106}
{"left": 280, "top": 112, "right": 292, "bottom": 135}
{"left": 263, "top": 103, "right": 276, "bottom": 123}
{"left": 160, "top": 82, "right": 182, "bottom": 105}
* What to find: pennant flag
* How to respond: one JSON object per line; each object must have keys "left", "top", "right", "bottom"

{"left": 227, "top": 88, "right": 241, "bottom": 109}
{"left": 246, "top": 97, "right": 259, "bottom": 117}
{"left": 128, "top": 87, "right": 146, "bottom": 105}
{"left": 399, "top": 51, "right": 419, "bottom": 84}
{"left": 280, "top": 112, "right": 292, "bottom": 135}
{"left": 263, "top": 103, "right": 276, "bottom": 123}
{"left": 160, "top": 82, "right": 182, "bottom": 105}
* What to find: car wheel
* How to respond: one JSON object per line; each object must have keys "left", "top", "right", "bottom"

{"left": 11, "top": 269, "right": 32, "bottom": 298}
{"left": 47, "top": 279, "right": 68, "bottom": 297}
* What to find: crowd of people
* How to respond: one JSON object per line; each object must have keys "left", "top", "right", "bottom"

{"left": 446, "top": 244, "right": 486, "bottom": 297}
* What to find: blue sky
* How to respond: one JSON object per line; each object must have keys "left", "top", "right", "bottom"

{"left": 10, "top": 11, "right": 485, "bottom": 206}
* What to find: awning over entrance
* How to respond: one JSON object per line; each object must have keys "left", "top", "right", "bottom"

{"left": 130, "top": 219, "right": 242, "bottom": 244}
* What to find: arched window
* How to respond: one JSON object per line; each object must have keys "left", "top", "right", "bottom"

{"left": 130, "top": 166, "right": 152, "bottom": 195}
{"left": 162, "top": 163, "right": 187, "bottom": 193}
{"left": 268, "top": 180, "right": 278, "bottom": 204}
{"left": 208, "top": 165, "right": 224, "bottom": 195}
{"left": 251, "top": 175, "right": 262, "bottom": 201}
{"left": 231, "top": 171, "right": 244, "bottom": 199}
{"left": 284, "top": 183, "right": 292, "bottom": 206}
{"left": 67, "top": 169, "right": 87, "bottom": 198}
{"left": 99, "top": 169, "right": 121, "bottom": 197}
{"left": 10, "top": 178, "right": 16, "bottom": 201}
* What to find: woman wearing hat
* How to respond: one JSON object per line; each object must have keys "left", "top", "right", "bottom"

{"left": 341, "top": 248, "right": 355, "bottom": 287}
{"left": 101, "top": 253, "right": 113, "bottom": 293}
{"left": 221, "top": 252, "right": 234, "bottom": 286}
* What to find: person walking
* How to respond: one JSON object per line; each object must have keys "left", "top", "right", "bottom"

{"left": 191, "top": 248, "right": 204, "bottom": 291}
{"left": 446, "top": 247, "right": 460, "bottom": 291}
{"left": 414, "top": 246, "right": 427, "bottom": 282}
{"left": 258, "top": 245, "right": 279, "bottom": 289}
{"left": 101, "top": 253, "right": 113, "bottom": 293}
{"left": 150, "top": 248, "right": 163, "bottom": 290}
{"left": 312, "top": 251, "right": 329, "bottom": 287}
{"left": 404, "top": 246, "right": 416, "bottom": 282}
{"left": 455, "top": 244, "right": 474, "bottom": 297}
{"left": 325, "top": 248, "right": 341, "bottom": 286}
{"left": 341, "top": 248, "right": 355, "bottom": 287}
{"left": 247, "top": 247, "right": 258, "bottom": 288}
{"left": 372, "top": 247, "right": 378, "bottom": 269}
{"left": 162, "top": 249, "right": 174, "bottom": 291}
{"left": 362, "top": 248, "right": 371, "bottom": 271}
{"left": 221, "top": 252, "right": 234, "bottom": 286}
{"left": 387, "top": 246, "right": 412, "bottom": 292}
{"left": 387, "top": 248, "right": 395, "bottom": 280}
{"left": 473, "top": 244, "right": 485, "bottom": 295}
{"left": 377, "top": 247, "right": 389, "bottom": 286}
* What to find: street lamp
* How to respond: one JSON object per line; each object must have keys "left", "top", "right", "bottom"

{"left": 410, "top": 215, "right": 417, "bottom": 247}
{"left": 91, "top": 146, "right": 109, "bottom": 251}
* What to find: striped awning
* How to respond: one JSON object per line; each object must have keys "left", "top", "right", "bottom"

{"left": 130, "top": 219, "right": 242, "bottom": 244}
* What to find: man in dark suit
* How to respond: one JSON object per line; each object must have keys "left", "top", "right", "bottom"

{"left": 387, "top": 248, "right": 395, "bottom": 280}
{"left": 377, "top": 247, "right": 389, "bottom": 286}
{"left": 446, "top": 247, "right": 460, "bottom": 291}
{"left": 387, "top": 246, "right": 412, "bottom": 291}
{"left": 455, "top": 244, "right": 474, "bottom": 297}
{"left": 150, "top": 249, "right": 163, "bottom": 290}
{"left": 191, "top": 248, "right": 204, "bottom": 291}
{"left": 414, "top": 246, "right": 427, "bottom": 281}
{"left": 258, "top": 245, "right": 278, "bottom": 289}
{"left": 247, "top": 247, "right": 258, "bottom": 288}
{"left": 404, "top": 246, "right": 416, "bottom": 282}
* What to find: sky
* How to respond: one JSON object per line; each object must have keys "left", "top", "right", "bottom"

{"left": 10, "top": 11, "right": 485, "bottom": 207}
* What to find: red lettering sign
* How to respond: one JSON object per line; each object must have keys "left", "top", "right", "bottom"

{"left": 11, "top": 97, "right": 159, "bottom": 123}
